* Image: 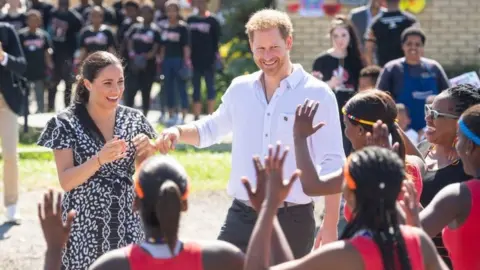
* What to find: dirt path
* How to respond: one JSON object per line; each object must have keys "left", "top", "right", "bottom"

{"left": 0, "top": 190, "right": 324, "bottom": 270}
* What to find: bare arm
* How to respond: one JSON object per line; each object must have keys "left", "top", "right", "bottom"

{"left": 364, "top": 30, "right": 376, "bottom": 66}
{"left": 417, "top": 228, "right": 450, "bottom": 270}
{"left": 53, "top": 149, "right": 102, "bottom": 192}
{"left": 420, "top": 183, "right": 467, "bottom": 237}
{"left": 88, "top": 249, "right": 130, "bottom": 270}
{"left": 202, "top": 241, "right": 244, "bottom": 270}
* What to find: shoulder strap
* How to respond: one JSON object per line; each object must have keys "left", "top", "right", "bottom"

{"left": 349, "top": 236, "right": 383, "bottom": 270}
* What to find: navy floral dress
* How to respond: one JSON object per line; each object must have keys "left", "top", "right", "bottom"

{"left": 37, "top": 104, "right": 157, "bottom": 269}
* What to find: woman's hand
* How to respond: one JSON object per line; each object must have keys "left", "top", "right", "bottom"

{"left": 264, "top": 143, "right": 301, "bottom": 208}
{"left": 293, "top": 99, "right": 325, "bottom": 140}
{"left": 365, "top": 120, "right": 400, "bottom": 153}
{"left": 399, "top": 180, "right": 422, "bottom": 227}
{"left": 327, "top": 75, "right": 342, "bottom": 89}
{"left": 97, "top": 137, "right": 128, "bottom": 165}
{"left": 133, "top": 133, "right": 156, "bottom": 158}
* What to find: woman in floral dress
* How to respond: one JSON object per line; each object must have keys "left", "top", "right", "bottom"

{"left": 38, "top": 51, "right": 157, "bottom": 269}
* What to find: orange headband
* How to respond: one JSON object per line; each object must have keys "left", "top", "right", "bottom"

{"left": 344, "top": 156, "right": 357, "bottom": 190}
{"left": 134, "top": 173, "right": 190, "bottom": 201}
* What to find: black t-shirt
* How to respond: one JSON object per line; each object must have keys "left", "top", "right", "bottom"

{"left": 0, "top": 13, "right": 27, "bottom": 30}
{"left": 28, "top": 2, "right": 54, "bottom": 28}
{"left": 18, "top": 27, "right": 52, "bottom": 80}
{"left": 79, "top": 25, "right": 115, "bottom": 54}
{"left": 48, "top": 9, "right": 83, "bottom": 55}
{"left": 82, "top": 5, "right": 116, "bottom": 26}
{"left": 72, "top": 3, "right": 91, "bottom": 19}
{"left": 117, "top": 17, "right": 137, "bottom": 46}
{"left": 112, "top": 0, "right": 124, "bottom": 26}
{"left": 365, "top": 10, "right": 417, "bottom": 67}
{"left": 187, "top": 14, "right": 220, "bottom": 70}
{"left": 127, "top": 23, "right": 161, "bottom": 55}
{"left": 160, "top": 22, "right": 189, "bottom": 59}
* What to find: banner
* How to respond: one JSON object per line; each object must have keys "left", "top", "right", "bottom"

{"left": 299, "top": 0, "right": 325, "bottom": 17}
{"left": 449, "top": 71, "right": 480, "bottom": 88}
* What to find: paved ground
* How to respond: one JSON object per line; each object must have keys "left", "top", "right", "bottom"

{"left": 0, "top": 190, "right": 324, "bottom": 270}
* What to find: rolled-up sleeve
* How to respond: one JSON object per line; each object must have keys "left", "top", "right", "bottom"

{"left": 310, "top": 88, "right": 346, "bottom": 176}
{"left": 192, "top": 83, "right": 234, "bottom": 148}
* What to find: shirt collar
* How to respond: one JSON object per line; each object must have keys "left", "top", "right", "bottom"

{"left": 254, "top": 63, "right": 305, "bottom": 91}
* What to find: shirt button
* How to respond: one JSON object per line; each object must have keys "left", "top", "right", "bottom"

{"left": 267, "top": 113, "right": 271, "bottom": 116}
{"left": 265, "top": 133, "right": 268, "bottom": 137}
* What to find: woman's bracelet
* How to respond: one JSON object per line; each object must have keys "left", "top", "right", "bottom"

{"left": 96, "top": 155, "right": 103, "bottom": 167}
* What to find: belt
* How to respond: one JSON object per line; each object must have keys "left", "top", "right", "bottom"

{"left": 236, "top": 199, "right": 301, "bottom": 209}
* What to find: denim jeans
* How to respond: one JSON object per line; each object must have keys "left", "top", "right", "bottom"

{"left": 163, "top": 57, "right": 188, "bottom": 110}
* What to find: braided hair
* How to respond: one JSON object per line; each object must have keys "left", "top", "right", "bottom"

{"left": 340, "top": 146, "right": 411, "bottom": 270}
{"left": 442, "top": 84, "right": 480, "bottom": 115}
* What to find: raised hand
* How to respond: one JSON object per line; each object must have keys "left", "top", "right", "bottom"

{"left": 399, "top": 180, "right": 421, "bottom": 227}
{"left": 265, "top": 143, "right": 301, "bottom": 208}
{"left": 97, "top": 136, "right": 127, "bottom": 165}
{"left": 294, "top": 99, "right": 325, "bottom": 140}
{"left": 365, "top": 120, "right": 400, "bottom": 153}
{"left": 241, "top": 156, "right": 267, "bottom": 212}
{"left": 38, "top": 190, "right": 76, "bottom": 250}
{"left": 155, "top": 127, "right": 180, "bottom": 154}
{"left": 133, "top": 133, "right": 156, "bottom": 157}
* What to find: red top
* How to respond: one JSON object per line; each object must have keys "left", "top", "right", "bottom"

{"left": 442, "top": 180, "right": 480, "bottom": 270}
{"left": 125, "top": 242, "right": 204, "bottom": 270}
{"left": 344, "top": 163, "right": 423, "bottom": 222}
{"left": 349, "top": 225, "right": 424, "bottom": 270}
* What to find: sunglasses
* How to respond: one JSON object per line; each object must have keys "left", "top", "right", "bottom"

{"left": 424, "top": 104, "right": 459, "bottom": 120}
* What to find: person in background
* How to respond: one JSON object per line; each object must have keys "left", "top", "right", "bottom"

{"left": 0, "top": 22, "right": 26, "bottom": 224}
{"left": 416, "top": 84, "right": 480, "bottom": 268}
{"left": 312, "top": 15, "right": 364, "bottom": 156}
{"left": 82, "top": 0, "right": 115, "bottom": 26}
{"left": 116, "top": 0, "right": 139, "bottom": 60}
{"left": 112, "top": 0, "right": 123, "bottom": 26}
{"left": 188, "top": 0, "right": 221, "bottom": 120}
{"left": 160, "top": 0, "right": 191, "bottom": 126}
{"left": 348, "top": 0, "right": 383, "bottom": 52}
{"left": 156, "top": 9, "right": 345, "bottom": 258}
{"left": 37, "top": 51, "right": 158, "bottom": 270}
{"left": 18, "top": 9, "right": 53, "bottom": 113}
{"left": 47, "top": 0, "right": 82, "bottom": 111}
{"left": 396, "top": 103, "right": 420, "bottom": 144}
{"left": 0, "top": 0, "right": 26, "bottom": 30}
{"left": 377, "top": 27, "right": 450, "bottom": 133}
{"left": 364, "top": 0, "right": 417, "bottom": 67}
{"left": 358, "top": 64, "right": 381, "bottom": 91}
{"left": 27, "top": 0, "right": 53, "bottom": 29}
{"left": 72, "top": 0, "right": 90, "bottom": 20}
{"left": 125, "top": 3, "right": 161, "bottom": 116}
{"left": 77, "top": 6, "right": 116, "bottom": 63}
{"left": 244, "top": 145, "right": 448, "bottom": 270}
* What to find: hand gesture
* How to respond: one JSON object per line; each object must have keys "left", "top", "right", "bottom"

{"left": 38, "top": 190, "right": 76, "bottom": 250}
{"left": 328, "top": 75, "right": 342, "bottom": 89}
{"left": 241, "top": 156, "right": 266, "bottom": 212}
{"left": 399, "top": 180, "right": 421, "bottom": 227}
{"left": 156, "top": 127, "right": 180, "bottom": 154}
{"left": 97, "top": 137, "right": 127, "bottom": 165}
{"left": 265, "top": 143, "right": 301, "bottom": 207}
{"left": 365, "top": 120, "right": 400, "bottom": 153}
{"left": 133, "top": 133, "right": 155, "bottom": 157}
{"left": 294, "top": 99, "right": 325, "bottom": 139}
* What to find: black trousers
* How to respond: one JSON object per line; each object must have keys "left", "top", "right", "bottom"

{"left": 48, "top": 54, "right": 73, "bottom": 110}
{"left": 125, "top": 68, "right": 155, "bottom": 116}
{"left": 218, "top": 199, "right": 315, "bottom": 259}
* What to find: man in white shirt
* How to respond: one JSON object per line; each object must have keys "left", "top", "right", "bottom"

{"left": 156, "top": 9, "right": 345, "bottom": 258}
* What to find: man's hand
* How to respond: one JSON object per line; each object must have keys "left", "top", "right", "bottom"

{"left": 156, "top": 127, "right": 180, "bottom": 154}
{"left": 241, "top": 156, "right": 267, "bottom": 212}
{"left": 0, "top": 41, "right": 5, "bottom": 62}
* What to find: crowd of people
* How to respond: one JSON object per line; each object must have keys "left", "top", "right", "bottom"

{"left": 1, "top": 0, "right": 480, "bottom": 269}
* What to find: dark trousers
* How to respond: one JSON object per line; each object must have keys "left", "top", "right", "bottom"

{"left": 125, "top": 68, "right": 155, "bottom": 116}
{"left": 218, "top": 199, "right": 315, "bottom": 259}
{"left": 163, "top": 57, "right": 188, "bottom": 110}
{"left": 49, "top": 54, "right": 73, "bottom": 110}
{"left": 192, "top": 68, "right": 215, "bottom": 102}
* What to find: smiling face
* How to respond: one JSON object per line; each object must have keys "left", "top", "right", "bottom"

{"left": 402, "top": 35, "right": 424, "bottom": 63}
{"left": 84, "top": 64, "right": 125, "bottom": 110}
{"left": 250, "top": 27, "right": 292, "bottom": 77}
{"left": 424, "top": 94, "right": 459, "bottom": 146}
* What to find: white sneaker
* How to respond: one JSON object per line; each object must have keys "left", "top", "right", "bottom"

{"left": 6, "top": 204, "right": 21, "bottom": 224}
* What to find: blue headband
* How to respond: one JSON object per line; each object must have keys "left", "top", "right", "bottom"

{"left": 458, "top": 119, "right": 480, "bottom": 145}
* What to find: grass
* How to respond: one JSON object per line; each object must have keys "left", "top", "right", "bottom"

{"left": 0, "top": 150, "right": 231, "bottom": 193}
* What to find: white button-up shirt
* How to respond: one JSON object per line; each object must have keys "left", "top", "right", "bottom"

{"left": 193, "top": 64, "right": 346, "bottom": 204}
